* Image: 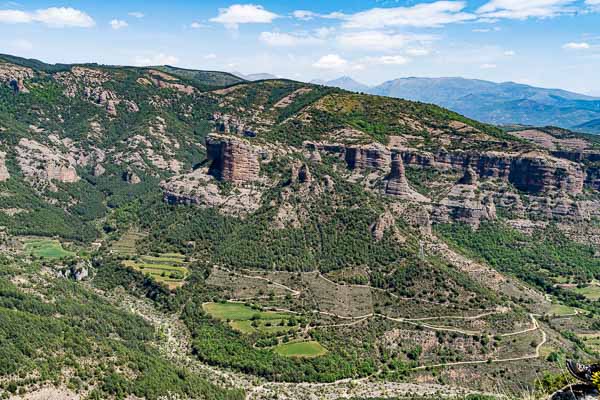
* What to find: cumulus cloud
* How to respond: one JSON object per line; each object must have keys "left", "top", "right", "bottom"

{"left": 504, "top": 50, "right": 516, "bottom": 56}
{"left": 313, "top": 54, "right": 348, "bottom": 70}
{"left": 0, "top": 7, "right": 95, "bottom": 27}
{"left": 562, "top": 42, "right": 591, "bottom": 49}
{"left": 210, "top": 4, "right": 278, "bottom": 30}
{"left": 259, "top": 31, "right": 323, "bottom": 47}
{"left": 476, "top": 0, "right": 577, "bottom": 20}
{"left": 406, "top": 48, "right": 431, "bottom": 56}
{"left": 204, "top": 53, "right": 217, "bottom": 60}
{"left": 480, "top": 63, "right": 497, "bottom": 69}
{"left": 128, "top": 12, "right": 144, "bottom": 18}
{"left": 134, "top": 53, "right": 179, "bottom": 66}
{"left": 343, "top": 1, "right": 476, "bottom": 29}
{"left": 337, "top": 31, "right": 435, "bottom": 52}
{"left": 109, "top": 19, "right": 128, "bottom": 30}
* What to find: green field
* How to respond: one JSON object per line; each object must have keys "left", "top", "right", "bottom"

{"left": 203, "top": 302, "right": 300, "bottom": 335}
{"left": 122, "top": 253, "right": 189, "bottom": 289}
{"left": 547, "top": 304, "right": 576, "bottom": 316}
{"left": 230, "top": 320, "right": 296, "bottom": 335}
{"left": 24, "top": 239, "right": 75, "bottom": 259}
{"left": 274, "top": 341, "right": 328, "bottom": 358}
{"left": 573, "top": 285, "right": 600, "bottom": 301}
{"left": 203, "top": 302, "right": 290, "bottom": 321}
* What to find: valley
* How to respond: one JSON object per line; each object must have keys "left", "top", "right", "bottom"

{"left": 0, "top": 53, "right": 598, "bottom": 400}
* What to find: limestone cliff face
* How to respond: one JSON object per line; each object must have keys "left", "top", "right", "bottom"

{"left": 16, "top": 139, "right": 80, "bottom": 190}
{"left": 206, "top": 135, "right": 260, "bottom": 184}
{"left": 385, "top": 153, "right": 429, "bottom": 202}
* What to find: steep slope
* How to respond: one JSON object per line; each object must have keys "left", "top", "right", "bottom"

{"left": 0, "top": 54, "right": 598, "bottom": 399}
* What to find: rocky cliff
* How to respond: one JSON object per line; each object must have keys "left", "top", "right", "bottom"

{"left": 16, "top": 139, "right": 79, "bottom": 190}
{"left": 206, "top": 134, "right": 261, "bottom": 184}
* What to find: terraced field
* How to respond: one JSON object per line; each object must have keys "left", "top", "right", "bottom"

{"left": 123, "top": 253, "right": 189, "bottom": 289}
{"left": 111, "top": 229, "right": 147, "bottom": 256}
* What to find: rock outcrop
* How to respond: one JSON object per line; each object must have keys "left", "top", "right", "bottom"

{"left": 385, "top": 153, "right": 429, "bottom": 202}
{"left": 0, "top": 63, "right": 34, "bottom": 94}
{"left": 16, "top": 139, "right": 79, "bottom": 189}
{"left": 161, "top": 169, "right": 263, "bottom": 217}
{"left": 0, "top": 151, "right": 9, "bottom": 181}
{"left": 122, "top": 170, "right": 141, "bottom": 185}
{"left": 345, "top": 143, "right": 391, "bottom": 172}
{"left": 206, "top": 135, "right": 260, "bottom": 184}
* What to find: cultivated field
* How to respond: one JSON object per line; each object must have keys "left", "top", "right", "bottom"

{"left": 274, "top": 341, "right": 328, "bottom": 358}
{"left": 24, "top": 238, "right": 75, "bottom": 259}
{"left": 123, "top": 253, "right": 189, "bottom": 289}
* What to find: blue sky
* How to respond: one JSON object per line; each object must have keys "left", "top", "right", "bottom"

{"left": 1, "top": 1, "right": 600, "bottom": 94}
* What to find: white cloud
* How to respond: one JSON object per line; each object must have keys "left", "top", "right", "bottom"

{"left": 586, "top": 0, "right": 600, "bottom": 3}
{"left": 128, "top": 11, "right": 144, "bottom": 18}
{"left": 259, "top": 31, "right": 323, "bottom": 47}
{"left": 204, "top": 53, "right": 217, "bottom": 60}
{"left": 364, "top": 55, "right": 410, "bottom": 65}
{"left": 0, "top": 10, "right": 30, "bottom": 23}
{"left": 504, "top": 50, "right": 516, "bottom": 56}
{"left": 472, "top": 28, "right": 492, "bottom": 32}
{"left": 292, "top": 10, "right": 346, "bottom": 20}
{"left": 0, "top": 7, "right": 95, "bottom": 27}
{"left": 190, "top": 21, "right": 208, "bottom": 29}
{"left": 210, "top": 4, "right": 278, "bottom": 30}
{"left": 314, "top": 27, "right": 335, "bottom": 39}
{"left": 313, "top": 54, "right": 348, "bottom": 70}
{"left": 337, "top": 31, "right": 435, "bottom": 52}
{"left": 134, "top": 53, "right": 179, "bottom": 66}
{"left": 109, "top": 19, "right": 128, "bottom": 30}
{"left": 343, "top": 1, "right": 476, "bottom": 29}
{"left": 562, "top": 42, "right": 590, "bottom": 49}
{"left": 477, "top": 0, "right": 577, "bottom": 20}
{"left": 481, "top": 63, "right": 497, "bottom": 69}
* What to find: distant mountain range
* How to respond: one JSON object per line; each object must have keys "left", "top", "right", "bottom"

{"left": 233, "top": 72, "right": 278, "bottom": 81}
{"left": 314, "top": 76, "right": 600, "bottom": 133}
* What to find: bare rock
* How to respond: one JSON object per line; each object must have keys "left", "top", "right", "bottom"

{"left": 385, "top": 153, "right": 429, "bottom": 202}
{"left": 345, "top": 143, "right": 390, "bottom": 172}
{"left": 0, "top": 151, "right": 9, "bottom": 181}
{"left": 458, "top": 167, "right": 478, "bottom": 185}
{"left": 206, "top": 134, "right": 260, "bottom": 184}
{"left": 93, "top": 164, "right": 105, "bottom": 177}
{"left": 161, "top": 168, "right": 263, "bottom": 217}
{"left": 16, "top": 139, "right": 79, "bottom": 190}
{"left": 371, "top": 212, "right": 398, "bottom": 241}
{"left": 0, "top": 63, "right": 34, "bottom": 94}
{"left": 122, "top": 170, "right": 141, "bottom": 185}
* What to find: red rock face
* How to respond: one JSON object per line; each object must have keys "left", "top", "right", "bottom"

{"left": 400, "top": 149, "right": 584, "bottom": 194}
{"left": 385, "top": 153, "right": 410, "bottom": 196}
{"left": 345, "top": 144, "right": 390, "bottom": 171}
{"left": 206, "top": 135, "right": 260, "bottom": 184}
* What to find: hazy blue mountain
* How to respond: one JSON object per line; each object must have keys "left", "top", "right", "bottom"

{"left": 316, "top": 75, "right": 600, "bottom": 132}
{"left": 575, "top": 118, "right": 600, "bottom": 133}
{"left": 369, "top": 77, "right": 600, "bottom": 131}
{"left": 233, "top": 72, "right": 278, "bottom": 81}
{"left": 313, "top": 76, "right": 371, "bottom": 93}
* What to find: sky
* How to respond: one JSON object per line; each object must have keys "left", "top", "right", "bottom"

{"left": 1, "top": 1, "right": 600, "bottom": 95}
